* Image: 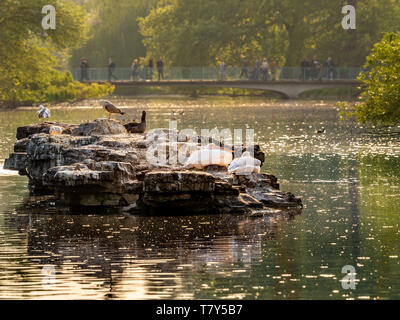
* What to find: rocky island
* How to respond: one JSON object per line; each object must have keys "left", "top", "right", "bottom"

{"left": 4, "top": 119, "right": 302, "bottom": 215}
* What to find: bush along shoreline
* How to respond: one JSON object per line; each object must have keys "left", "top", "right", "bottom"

{"left": 0, "top": 71, "right": 114, "bottom": 108}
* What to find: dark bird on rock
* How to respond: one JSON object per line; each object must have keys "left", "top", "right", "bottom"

{"left": 99, "top": 99, "right": 126, "bottom": 120}
{"left": 317, "top": 127, "right": 326, "bottom": 134}
{"left": 124, "top": 111, "right": 147, "bottom": 133}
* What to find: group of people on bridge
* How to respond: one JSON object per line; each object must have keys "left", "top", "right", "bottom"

{"left": 218, "top": 57, "right": 278, "bottom": 81}
{"left": 78, "top": 55, "right": 338, "bottom": 82}
{"left": 128, "top": 57, "right": 165, "bottom": 82}
{"left": 79, "top": 57, "right": 165, "bottom": 82}
{"left": 300, "top": 56, "right": 337, "bottom": 81}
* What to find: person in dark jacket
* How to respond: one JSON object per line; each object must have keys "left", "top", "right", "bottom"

{"left": 260, "top": 58, "right": 269, "bottom": 81}
{"left": 157, "top": 58, "right": 164, "bottom": 81}
{"left": 80, "top": 58, "right": 89, "bottom": 82}
{"left": 108, "top": 58, "right": 117, "bottom": 82}
{"left": 239, "top": 57, "right": 249, "bottom": 80}
{"left": 148, "top": 58, "right": 154, "bottom": 81}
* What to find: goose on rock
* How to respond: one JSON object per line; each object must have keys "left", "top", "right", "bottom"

{"left": 124, "top": 111, "right": 147, "bottom": 133}
{"left": 99, "top": 99, "right": 126, "bottom": 120}
{"left": 228, "top": 151, "right": 261, "bottom": 175}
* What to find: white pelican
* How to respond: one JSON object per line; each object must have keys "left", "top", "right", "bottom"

{"left": 99, "top": 99, "right": 126, "bottom": 119}
{"left": 228, "top": 151, "right": 261, "bottom": 175}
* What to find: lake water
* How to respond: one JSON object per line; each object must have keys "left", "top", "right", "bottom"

{"left": 0, "top": 97, "right": 399, "bottom": 300}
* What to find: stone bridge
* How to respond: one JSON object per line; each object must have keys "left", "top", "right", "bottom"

{"left": 93, "top": 79, "right": 360, "bottom": 99}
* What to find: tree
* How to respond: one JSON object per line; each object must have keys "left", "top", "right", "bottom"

{"left": 138, "top": 0, "right": 288, "bottom": 67}
{"left": 138, "top": 0, "right": 400, "bottom": 68}
{"left": 314, "top": 0, "right": 400, "bottom": 67}
{"left": 339, "top": 32, "right": 400, "bottom": 126}
{"left": 70, "top": 0, "right": 157, "bottom": 68}
{"left": 0, "top": 0, "right": 113, "bottom": 106}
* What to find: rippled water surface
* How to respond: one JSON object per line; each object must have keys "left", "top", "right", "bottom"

{"left": 0, "top": 97, "right": 399, "bottom": 299}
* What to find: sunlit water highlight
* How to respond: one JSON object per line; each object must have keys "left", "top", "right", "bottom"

{"left": 0, "top": 97, "right": 399, "bottom": 299}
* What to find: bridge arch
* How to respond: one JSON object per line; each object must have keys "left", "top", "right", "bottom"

{"left": 94, "top": 80, "right": 360, "bottom": 99}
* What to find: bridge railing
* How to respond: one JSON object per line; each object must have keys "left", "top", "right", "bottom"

{"left": 69, "top": 66, "right": 362, "bottom": 82}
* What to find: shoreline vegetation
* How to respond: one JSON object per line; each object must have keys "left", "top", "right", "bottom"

{"left": 0, "top": 71, "right": 115, "bottom": 108}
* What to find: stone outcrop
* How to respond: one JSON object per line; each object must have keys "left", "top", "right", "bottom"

{"left": 72, "top": 118, "right": 128, "bottom": 136}
{"left": 4, "top": 119, "right": 302, "bottom": 215}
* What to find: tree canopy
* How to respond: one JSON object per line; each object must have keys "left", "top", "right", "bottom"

{"left": 70, "top": 0, "right": 157, "bottom": 67}
{"left": 340, "top": 32, "right": 400, "bottom": 126}
{"left": 137, "top": 0, "right": 400, "bottom": 67}
{"left": 0, "top": 0, "right": 113, "bottom": 106}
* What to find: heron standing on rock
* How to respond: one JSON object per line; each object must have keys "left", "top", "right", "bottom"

{"left": 99, "top": 99, "right": 126, "bottom": 120}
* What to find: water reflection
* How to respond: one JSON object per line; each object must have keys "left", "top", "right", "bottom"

{"left": 2, "top": 206, "right": 293, "bottom": 299}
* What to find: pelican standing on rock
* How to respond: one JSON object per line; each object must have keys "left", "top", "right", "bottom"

{"left": 37, "top": 105, "right": 50, "bottom": 120}
{"left": 99, "top": 99, "right": 126, "bottom": 120}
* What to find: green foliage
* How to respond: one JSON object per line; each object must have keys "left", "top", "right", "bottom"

{"left": 339, "top": 32, "right": 400, "bottom": 126}
{"left": 138, "top": 0, "right": 400, "bottom": 68}
{"left": 70, "top": 0, "right": 157, "bottom": 67}
{"left": 44, "top": 71, "right": 114, "bottom": 103}
{"left": 0, "top": 0, "right": 113, "bottom": 107}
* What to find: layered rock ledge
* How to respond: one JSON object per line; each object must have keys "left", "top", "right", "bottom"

{"left": 4, "top": 119, "right": 302, "bottom": 215}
